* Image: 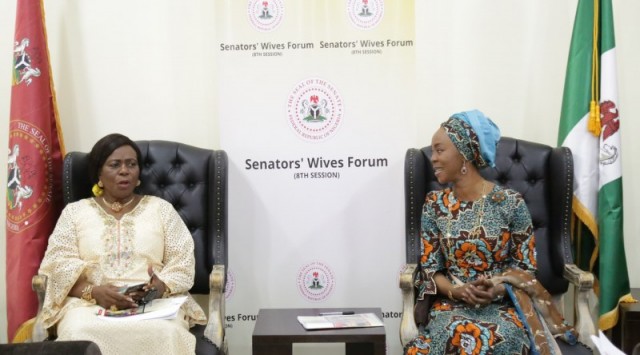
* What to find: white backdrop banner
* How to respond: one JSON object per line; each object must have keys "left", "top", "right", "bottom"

{"left": 217, "top": 1, "right": 416, "bottom": 353}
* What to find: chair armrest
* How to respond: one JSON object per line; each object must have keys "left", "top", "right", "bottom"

{"left": 563, "top": 264, "right": 596, "bottom": 348}
{"left": 399, "top": 264, "right": 419, "bottom": 347}
{"left": 32, "top": 274, "right": 48, "bottom": 342}
{"left": 204, "top": 264, "right": 227, "bottom": 354}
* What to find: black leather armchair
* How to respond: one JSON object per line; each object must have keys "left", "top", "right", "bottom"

{"left": 29, "top": 140, "right": 228, "bottom": 355}
{"left": 399, "top": 137, "right": 595, "bottom": 354}
{"left": 0, "top": 341, "right": 102, "bottom": 355}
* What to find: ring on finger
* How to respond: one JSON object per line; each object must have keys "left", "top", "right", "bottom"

{"left": 110, "top": 305, "right": 118, "bottom": 312}
{"left": 474, "top": 304, "right": 481, "bottom": 309}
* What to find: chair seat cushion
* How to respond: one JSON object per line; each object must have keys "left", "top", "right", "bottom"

{"left": 191, "top": 324, "right": 220, "bottom": 355}
{"left": 557, "top": 339, "right": 593, "bottom": 354}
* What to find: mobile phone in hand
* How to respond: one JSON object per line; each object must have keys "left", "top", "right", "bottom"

{"left": 119, "top": 283, "right": 146, "bottom": 295}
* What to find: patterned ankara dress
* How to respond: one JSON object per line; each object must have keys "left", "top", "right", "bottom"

{"left": 38, "top": 196, "right": 207, "bottom": 355}
{"left": 404, "top": 184, "right": 537, "bottom": 355}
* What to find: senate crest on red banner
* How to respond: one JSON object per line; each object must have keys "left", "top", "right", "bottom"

{"left": 13, "top": 38, "right": 41, "bottom": 87}
{"left": 6, "top": 122, "right": 55, "bottom": 234}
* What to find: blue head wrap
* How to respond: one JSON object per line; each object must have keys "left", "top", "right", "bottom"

{"left": 441, "top": 110, "right": 501, "bottom": 168}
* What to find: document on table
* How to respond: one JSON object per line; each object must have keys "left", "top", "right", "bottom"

{"left": 590, "top": 330, "right": 626, "bottom": 355}
{"left": 297, "top": 313, "right": 384, "bottom": 330}
{"left": 96, "top": 296, "right": 187, "bottom": 321}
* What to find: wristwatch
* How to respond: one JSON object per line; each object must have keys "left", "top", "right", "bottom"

{"left": 81, "top": 284, "right": 96, "bottom": 304}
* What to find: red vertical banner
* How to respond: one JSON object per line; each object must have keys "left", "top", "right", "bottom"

{"left": 6, "top": 0, "right": 64, "bottom": 341}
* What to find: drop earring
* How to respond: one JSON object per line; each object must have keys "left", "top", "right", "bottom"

{"left": 461, "top": 160, "right": 468, "bottom": 175}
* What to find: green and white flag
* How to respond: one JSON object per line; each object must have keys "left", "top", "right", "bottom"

{"left": 557, "top": 0, "right": 632, "bottom": 330}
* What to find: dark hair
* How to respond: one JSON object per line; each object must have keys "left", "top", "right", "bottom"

{"left": 88, "top": 133, "right": 143, "bottom": 184}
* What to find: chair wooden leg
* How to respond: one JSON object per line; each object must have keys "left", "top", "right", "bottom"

{"left": 399, "top": 264, "right": 419, "bottom": 347}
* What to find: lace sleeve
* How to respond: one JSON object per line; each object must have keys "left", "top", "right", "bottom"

{"left": 156, "top": 201, "right": 195, "bottom": 295}
{"left": 38, "top": 202, "right": 90, "bottom": 327}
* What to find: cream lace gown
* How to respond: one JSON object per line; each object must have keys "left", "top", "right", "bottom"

{"left": 38, "top": 196, "right": 207, "bottom": 355}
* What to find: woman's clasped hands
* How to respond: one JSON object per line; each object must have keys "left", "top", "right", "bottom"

{"left": 452, "top": 276, "right": 505, "bottom": 309}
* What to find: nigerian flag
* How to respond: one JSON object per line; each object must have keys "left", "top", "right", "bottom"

{"left": 557, "top": 0, "right": 633, "bottom": 330}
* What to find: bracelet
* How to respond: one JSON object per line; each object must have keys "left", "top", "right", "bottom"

{"left": 81, "top": 284, "right": 96, "bottom": 304}
{"left": 448, "top": 284, "right": 461, "bottom": 301}
{"left": 493, "top": 284, "right": 505, "bottom": 301}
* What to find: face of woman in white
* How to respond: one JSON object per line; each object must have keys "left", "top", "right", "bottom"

{"left": 99, "top": 145, "right": 140, "bottom": 202}
{"left": 430, "top": 127, "right": 464, "bottom": 185}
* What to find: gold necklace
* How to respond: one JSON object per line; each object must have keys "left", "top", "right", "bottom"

{"left": 444, "top": 181, "right": 489, "bottom": 255}
{"left": 468, "top": 181, "right": 489, "bottom": 239}
{"left": 102, "top": 196, "right": 135, "bottom": 212}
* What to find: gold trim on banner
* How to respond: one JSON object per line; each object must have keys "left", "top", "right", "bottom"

{"left": 599, "top": 293, "right": 637, "bottom": 330}
{"left": 588, "top": 0, "right": 601, "bottom": 137}
{"left": 40, "top": 0, "right": 66, "bottom": 155}
{"left": 572, "top": 195, "right": 599, "bottom": 239}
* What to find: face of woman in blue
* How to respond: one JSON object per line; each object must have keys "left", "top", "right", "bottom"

{"left": 99, "top": 145, "right": 140, "bottom": 202}
{"left": 430, "top": 127, "right": 465, "bottom": 185}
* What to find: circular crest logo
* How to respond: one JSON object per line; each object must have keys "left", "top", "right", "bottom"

{"left": 297, "top": 261, "right": 335, "bottom": 302}
{"left": 248, "top": 0, "right": 284, "bottom": 32}
{"left": 347, "top": 0, "right": 384, "bottom": 30}
{"left": 7, "top": 121, "right": 55, "bottom": 233}
{"left": 286, "top": 77, "right": 344, "bottom": 142}
{"left": 224, "top": 269, "right": 236, "bottom": 300}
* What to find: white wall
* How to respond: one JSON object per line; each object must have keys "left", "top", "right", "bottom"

{"left": 1, "top": 0, "right": 639, "bottom": 346}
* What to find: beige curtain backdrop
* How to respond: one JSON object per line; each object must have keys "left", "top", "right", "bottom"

{"left": 1, "top": 1, "right": 639, "bottom": 351}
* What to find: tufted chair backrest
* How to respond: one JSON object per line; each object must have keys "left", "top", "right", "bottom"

{"left": 62, "top": 140, "right": 228, "bottom": 295}
{"left": 405, "top": 137, "right": 574, "bottom": 295}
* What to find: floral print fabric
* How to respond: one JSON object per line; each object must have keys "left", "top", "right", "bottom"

{"left": 405, "top": 185, "right": 537, "bottom": 354}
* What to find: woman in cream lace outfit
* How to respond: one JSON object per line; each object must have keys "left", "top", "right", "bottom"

{"left": 38, "top": 133, "right": 206, "bottom": 354}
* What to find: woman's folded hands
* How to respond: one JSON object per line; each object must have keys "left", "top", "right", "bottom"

{"left": 454, "top": 276, "right": 505, "bottom": 307}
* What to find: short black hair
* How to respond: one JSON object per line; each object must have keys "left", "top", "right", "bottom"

{"left": 88, "top": 133, "right": 142, "bottom": 184}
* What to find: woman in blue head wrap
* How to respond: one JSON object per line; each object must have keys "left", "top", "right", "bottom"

{"left": 404, "top": 110, "right": 574, "bottom": 355}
